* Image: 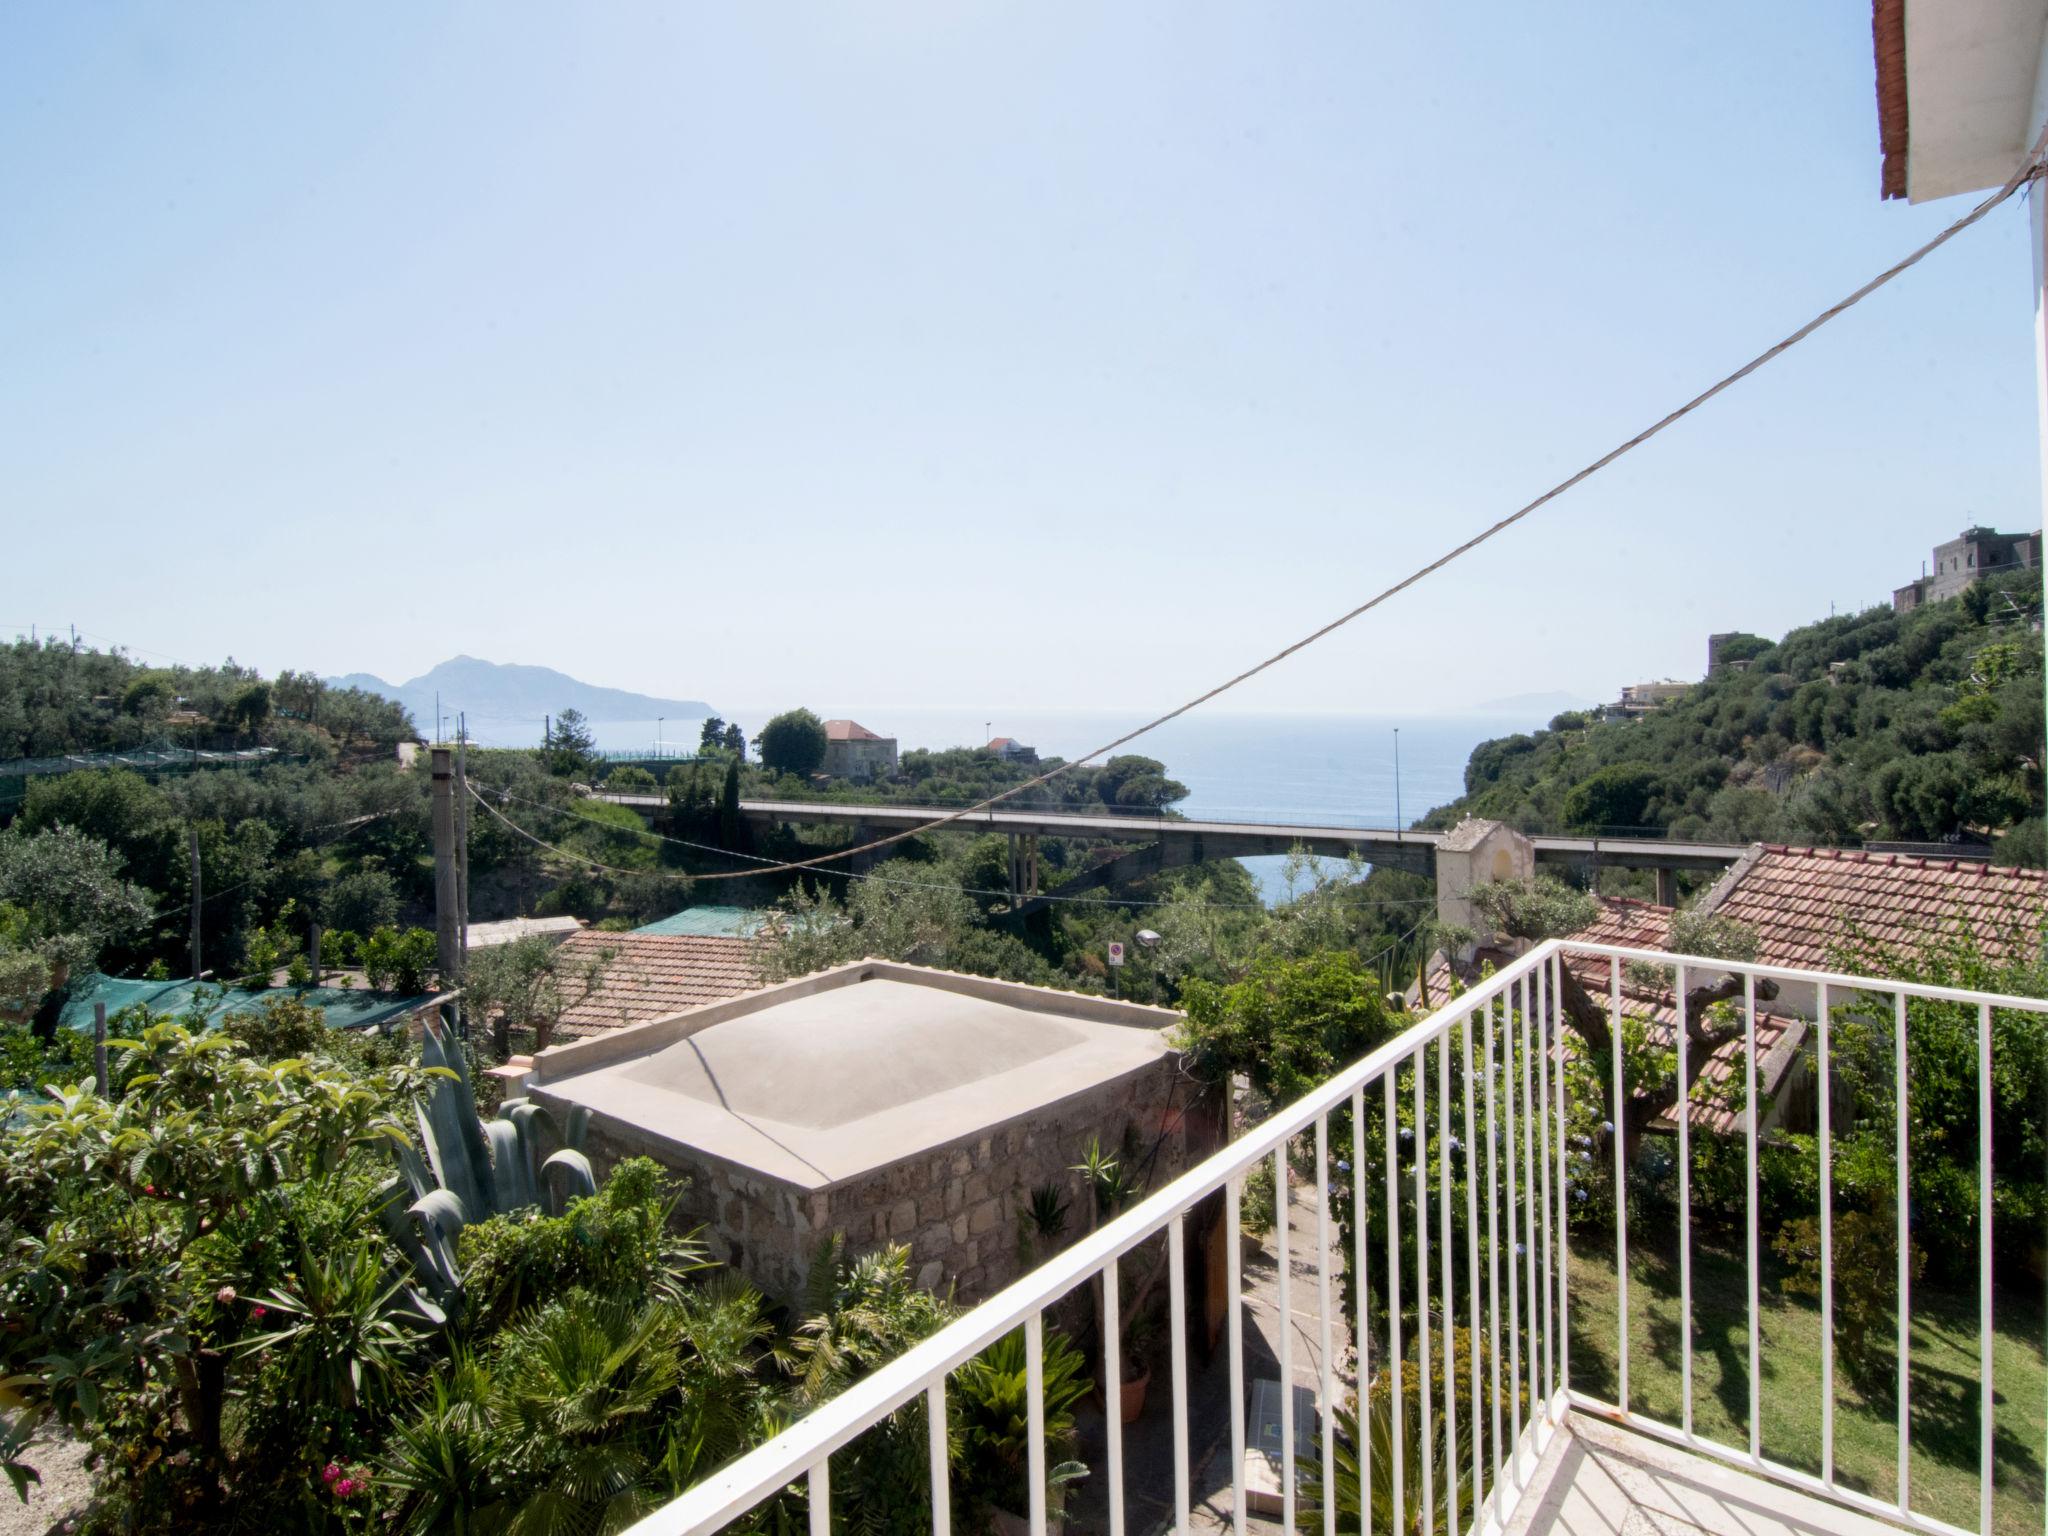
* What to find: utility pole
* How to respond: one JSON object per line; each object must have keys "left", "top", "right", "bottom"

{"left": 93, "top": 1001, "right": 107, "bottom": 1097}
{"left": 1393, "top": 727, "right": 1403, "bottom": 834}
{"left": 431, "top": 747, "right": 460, "bottom": 995}
{"left": 188, "top": 826, "right": 203, "bottom": 980}
{"left": 455, "top": 717, "right": 470, "bottom": 968}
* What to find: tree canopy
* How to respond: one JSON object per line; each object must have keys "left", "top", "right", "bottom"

{"left": 757, "top": 708, "right": 828, "bottom": 776}
{"left": 1430, "top": 569, "right": 2046, "bottom": 859}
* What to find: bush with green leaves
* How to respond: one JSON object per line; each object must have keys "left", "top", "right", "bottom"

{"left": 360, "top": 925, "right": 438, "bottom": 994}
{"left": 1301, "top": 1325, "right": 1523, "bottom": 1536}
{"left": 778, "top": 1240, "right": 960, "bottom": 1534}
{"left": 321, "top": 866, "right": 399, "bottom": 938}
{"left": 950, "top": 1325, "right": 1092, "bottom": 1526}
{"left": 1773, "top": 1209, "right": 1926, "bottom": 1382}
{"left": 0, "top": 1017, "right": 99, "bottom": 1094}
{"left": 0, "top": 1018, "right": 439, "bottom": 1518}
{"left": 457, "top": 1157, "right": 706, "bottom": 1337}
{"left": 1465, "top": 876, "right": 1600, "bottom": 945}
{"left": 381, "top": 1282, "right": 780, "bottom": 1534}
{"left": 1817, "top": 918, "right": 2048, "bottom": 1284}
{"left": 1177, "top": 949, "right": 1396, "bottom": 1110}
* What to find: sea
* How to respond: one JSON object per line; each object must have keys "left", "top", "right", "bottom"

{"left": 457, "top": 707, "right": 1550, "bottom": 902}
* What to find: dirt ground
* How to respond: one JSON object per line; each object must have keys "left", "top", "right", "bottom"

{"left": 0, "top": 1427, "right": 92, "bottom": 1536}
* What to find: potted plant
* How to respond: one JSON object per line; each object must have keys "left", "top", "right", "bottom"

{"left": 1072, "top": 1133, "right": 1174, "bottom": 1425}
{"left": 1015, "top": 1180, "right": 1071, "bottom": 1273}
{"left": 1117, "top": 1301, "right": 1159, "bottom": 1423}
{"left": 952, "top": 1325, "right": 1091, "bottom": 1535}
{"left": 1239, "top": 1156, "right": 1277, "bottom": 1260}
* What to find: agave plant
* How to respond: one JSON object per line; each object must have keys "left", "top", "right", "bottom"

{"left": 377, "top": 1014, "right": 603, "bottom": 1321}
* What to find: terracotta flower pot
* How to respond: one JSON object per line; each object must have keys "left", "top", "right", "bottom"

{"left": 1119, "top": 1368, "right": 1151, "bottom": 1423}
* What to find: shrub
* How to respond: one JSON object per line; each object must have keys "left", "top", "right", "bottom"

{"left": 0, "top": 1021, "right": 438, "bottom": 1521}
{"left": 322, "top": 867, "right": 399, "bottom": 936}
{"left": 1774, "top": 1210, "right": 1925, "bottom": 1380}
{"left": 362, "top": 926, "right": 438, "bottom": 993}
{"left": 456, "top": 1158, "right": 704, "bottom": 1336}
{"left": 951, "top": 1326, "right": 1091, "bottom": 1523}
{"left": 221, "top": 993, "right": 330, "bottom": 1059}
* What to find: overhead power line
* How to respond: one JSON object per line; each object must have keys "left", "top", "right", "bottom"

{"left": 486, "top": 132, "right": 2048, "bottom": 885}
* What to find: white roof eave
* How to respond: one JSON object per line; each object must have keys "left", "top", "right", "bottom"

{"left": 1904, "top": 0, "right": 2048, "bottom": 202}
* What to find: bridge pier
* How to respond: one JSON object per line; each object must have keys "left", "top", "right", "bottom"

{"left": 1655, "top": 867, "right": 1678, "bottom": 906}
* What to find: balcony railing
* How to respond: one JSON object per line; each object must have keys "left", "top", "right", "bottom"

{"left": 621, "top": 939, "right": 2045, "bottom": 1536}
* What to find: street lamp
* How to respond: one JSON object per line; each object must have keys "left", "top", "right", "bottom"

{"left": 1393, "top": 727, "right": 1403, "bottom": 836}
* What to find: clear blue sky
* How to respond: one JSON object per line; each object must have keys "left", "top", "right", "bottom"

{"left": 1, "top": 5, "right": 2039, "bottom": 719}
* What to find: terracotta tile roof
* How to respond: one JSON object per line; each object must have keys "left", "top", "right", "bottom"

{"left": 1596, "top": 980, "right": 1802, "bottom": 1139}
{"left": 1416, "top": 905, "right": 1802, "bottom": 1138}
{"left": 1701, "top": 844, "right": 2048, "bottom": 972}
{"left": 823, "top": 719, "right": 886, "bottom": 741}
{"left": 1569, "top": 897, "right": 1673, "bottom": 954}
{"left": 550, "top": 931, "right": 764, "bottom": 1040}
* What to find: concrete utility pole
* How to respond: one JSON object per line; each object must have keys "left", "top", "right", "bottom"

{"left": 1393, "top": 727, "right": 1403, "bottom": 833}
{"left": 188, "top": 826, "right": 203, "bottom": 980}
{"left": 455, "top": 721, "right": 470, "bottom": 968}
{"left": 432, "top": 747, "right": 460, "bottom": 993}
{"left": 93, "top": 1001, "right": 107, "bottom": 1097}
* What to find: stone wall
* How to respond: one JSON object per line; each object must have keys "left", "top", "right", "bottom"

{"left": 568, "top": 1052, "right": 1219, "bottom": 1305}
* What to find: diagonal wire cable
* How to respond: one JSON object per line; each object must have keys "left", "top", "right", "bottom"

{"left": 520, "top": 136, "right": 2048, "bottom": 884}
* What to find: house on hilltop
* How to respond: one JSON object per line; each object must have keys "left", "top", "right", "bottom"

{"left": 1893, "top": 525, "right": 2042, "bottom": 613}
{"left": 986, "top": 736, "right": 1038, "bottom": 764}
{"left": 1603, "top": 679, "right": 1692, "bottom": 720}
{"left": 821, "top": 719, "right": 898, "bottom": 782}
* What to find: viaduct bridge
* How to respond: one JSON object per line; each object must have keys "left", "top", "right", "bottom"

{"left": 597, "top": 793, "right": 1747, "bottom": 912}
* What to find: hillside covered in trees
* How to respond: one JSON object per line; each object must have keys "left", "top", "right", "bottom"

{"left": 0, "top": 638, "right": 414, "bottom": 761}
{"left": 1424, "top": 569, "right": 2047, "bottom": 865}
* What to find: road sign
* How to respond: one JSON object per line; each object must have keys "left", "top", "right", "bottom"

{"left": 1107, "top": 941, "right": 1125, "bottom": 967}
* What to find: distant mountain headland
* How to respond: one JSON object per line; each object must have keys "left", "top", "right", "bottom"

{"left": 327, "top": 656, "right": 714, "bottom": 731}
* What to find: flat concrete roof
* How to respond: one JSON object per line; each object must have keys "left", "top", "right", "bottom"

{"left": 531, "top": 961, "right": 1179, "bottom": 1191}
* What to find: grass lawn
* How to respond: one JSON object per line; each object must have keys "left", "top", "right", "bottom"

{"left": 1566, "top": 1227, "right": 2046, "bottom": 1536}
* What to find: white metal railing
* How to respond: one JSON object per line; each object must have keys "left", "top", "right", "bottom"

{"left": 1562, "top": 941, "right": 2048, "bottom": 1536}
{"left": 620, "top": 938, "right": 2045, "bottom": 1536}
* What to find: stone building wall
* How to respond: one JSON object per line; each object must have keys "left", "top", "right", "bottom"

{"left": 565, "top": 1052, "right": 1217, "bottom": 1305}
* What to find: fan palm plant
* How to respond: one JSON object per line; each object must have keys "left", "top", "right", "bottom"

{"left": 781, "top": 1240, "right": 958, "bottom": 1536}
{"left": 381, "top": 1281, "right": 780, "bottom": 1536}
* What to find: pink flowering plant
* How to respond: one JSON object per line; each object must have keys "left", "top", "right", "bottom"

{"left": 0, "top": 1017, "right": 441, "bottom": 1521}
